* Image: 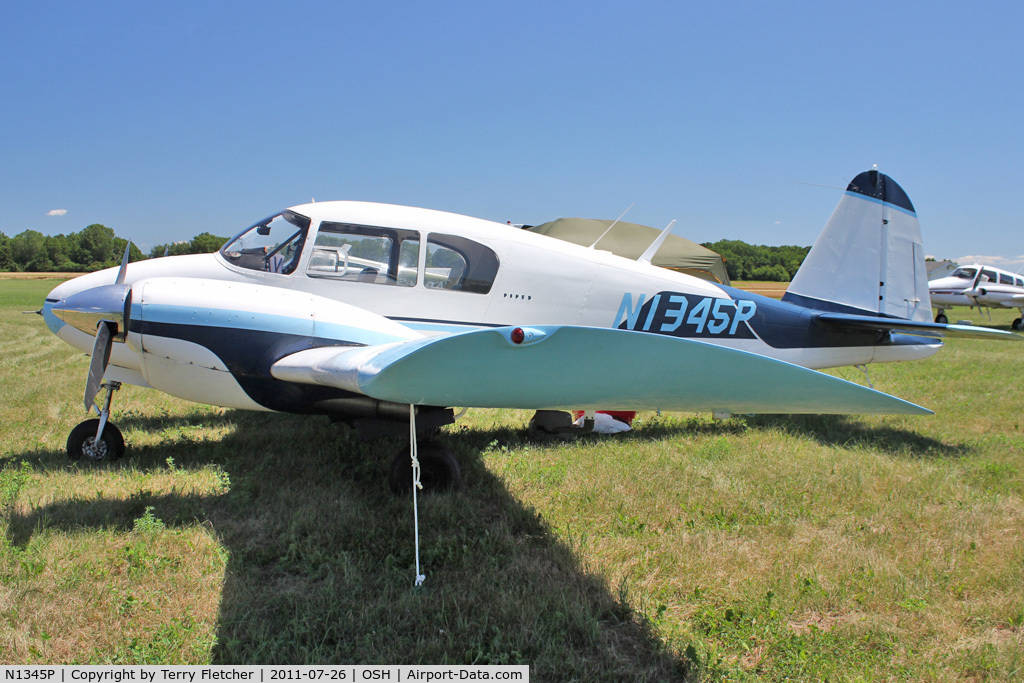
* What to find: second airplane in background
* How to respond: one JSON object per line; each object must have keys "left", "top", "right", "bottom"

{"left": 930, "top": 264, "right": 1024, "bottom": 329}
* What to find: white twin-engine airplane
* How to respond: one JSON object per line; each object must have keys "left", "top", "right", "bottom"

{"left": 929, "top": 264, "right": 1024, "bottom": 330}
{"left": 42, "top": 170, "right": 1019, "bottom": 490}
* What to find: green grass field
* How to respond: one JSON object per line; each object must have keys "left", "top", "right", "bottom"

{"left": 1, "top": 278, "right": 1022, "bottom": 680}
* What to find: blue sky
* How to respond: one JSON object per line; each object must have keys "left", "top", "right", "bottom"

{"left": 2, "top": 1, "right": 1021, "bottom": 270}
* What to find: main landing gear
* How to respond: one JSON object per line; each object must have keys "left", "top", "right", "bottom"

{"left": 1013, "top": 318, "right": 1023, "bottom": 331}
{"left": 388, "top": 442, "right": 461, "bottom": 494}
{"left": 934, "top": 310, "right": 948, "bottom": 324}
{"left": 62, "top": 379, "right": 463, "bottom": 493}
{"left": 67, "top": 381, "right": 125, "bottom": 461}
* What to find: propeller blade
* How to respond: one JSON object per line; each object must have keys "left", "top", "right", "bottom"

{"left": 962, "top": 268, "right": 986, "bottom": 303}
{"left": 114, "top": 241, "right": 132, "bottom": 285}
{"left": 970, "top": 268, "right": 984, "bottom": 291}
{"left": 84, "top": 322, "right": 114, "bottom": 411}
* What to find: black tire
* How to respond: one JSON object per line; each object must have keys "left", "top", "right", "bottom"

{"left": 935, "top": 313, "right": 948, "bottom": 324}
{"left": 1013, "top": 318, "right": 1023, "bottom": 331}
{"left": 388, "top": 443, "right": 462, "bottom": 494}
{"left": 67, "top": 419, "right": 125, "bottom": 461}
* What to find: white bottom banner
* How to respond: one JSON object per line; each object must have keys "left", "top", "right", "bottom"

{"left": 0, "top": 666, "right": 529, "bottom": 683}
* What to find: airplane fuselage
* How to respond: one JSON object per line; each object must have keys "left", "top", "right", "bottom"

{"left": 43, "top": 200, "right": 941, "bottom": 416}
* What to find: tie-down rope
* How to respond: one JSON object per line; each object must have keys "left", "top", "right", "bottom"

{"left": 409, "top": 404, "right": 426, "bottom": 587}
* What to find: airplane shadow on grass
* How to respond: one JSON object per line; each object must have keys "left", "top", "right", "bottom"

{"left": 6, "top": 411, "right": 687, "bottom": 680}
{"left": 471, "top": 412, "right": 971, "bottom": 460}
{"left": 744, "top": 413, "right": 974, "bottom": 458}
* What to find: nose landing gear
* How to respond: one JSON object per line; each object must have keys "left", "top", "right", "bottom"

{"left": 67, "top": 381, "right": 125, "bottom": 461}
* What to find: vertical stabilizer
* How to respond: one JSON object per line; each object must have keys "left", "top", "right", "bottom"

{"left": 783, "top": 170, "right": 931, "bottom": 322}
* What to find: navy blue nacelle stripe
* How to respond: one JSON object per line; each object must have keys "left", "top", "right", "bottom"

{"left": 128, "top": 319, "right": 366, "bottom": 412}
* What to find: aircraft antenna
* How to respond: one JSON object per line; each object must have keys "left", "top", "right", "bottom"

{"left": 638, "top": 219, "right": 677, "bottom": 264}
{"left": 793, "top": 180, "right": 846, "bottom": 191}
{"left": 589, "top": 203, "right": 634, "bottom": 249}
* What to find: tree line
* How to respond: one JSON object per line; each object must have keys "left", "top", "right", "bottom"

{"left": 701, "top": 239, "right": 811, "bottom": 282}
{"left": 0, "top": 224, "right": 812, "bottom": 281}
{"left": 0, "top": 225, "right": 227, "bottom": 272}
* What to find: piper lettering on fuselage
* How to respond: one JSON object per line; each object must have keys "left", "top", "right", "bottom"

{"left": 614, "top": 292, "right": 758, "bottom": 338}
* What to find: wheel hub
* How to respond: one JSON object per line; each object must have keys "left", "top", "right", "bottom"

{"left": 82, "top": 436, "right": 107, "bottom": 460}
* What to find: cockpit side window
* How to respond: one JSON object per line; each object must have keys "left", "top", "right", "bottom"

{"left": 425, "top": 234, "right": 499, "bottom": 294}
{"left": 950, "top": 267, "right": 977, "bottom": 280}
{"left": 307, "top": 222, "right": 419, "bottom": 286}
{"left": 982, "top": 269, "right": 998, "bottom": 282}
{"left": 220, "top": 211, "right": 311, "bottom": 274}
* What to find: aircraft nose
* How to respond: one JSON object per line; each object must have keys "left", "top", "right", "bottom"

{"left": 49, "top": 282, "right": 132, "bottom": 340}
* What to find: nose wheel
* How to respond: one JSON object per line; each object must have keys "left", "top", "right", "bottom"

{"left": 67, "top": 381, "right": 125, "bottom": 461}
{"left": 67, "top": 418, "right": 125, "bottom": 461}
{"left": 1013, "top": 318, "right": 1023, "bottom": 331}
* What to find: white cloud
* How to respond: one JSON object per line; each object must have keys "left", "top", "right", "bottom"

{"left": 46, "top": 209, "right": 67, "bottom": 216}
{"left": 955, "top": 254, "right": 1024, "bottom": 274}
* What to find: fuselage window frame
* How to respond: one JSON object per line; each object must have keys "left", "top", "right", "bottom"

{"left": 307, "top": 221, "right": 420, "bottom": 287}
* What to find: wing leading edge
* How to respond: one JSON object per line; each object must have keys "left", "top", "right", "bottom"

{"left": 271, "top": 325, "right": 931, "bottom": 416}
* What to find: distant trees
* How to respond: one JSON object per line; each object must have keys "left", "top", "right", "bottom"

{"left": 148, "top": 232, "right": 228, "bottom": 259}
{"left": 702, "top": 239, "right": 811, "bottom": 282}
{"left": 0, "top": 224, "right": 221, "bottom": 272}
{"left": 0, "top": 233, "right": 12, "bottom": 270}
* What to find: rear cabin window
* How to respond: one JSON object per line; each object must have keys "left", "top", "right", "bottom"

{"left": 1016, "top": 277, "right": 1024, "bottom": 287}
{"left": 307, "top": 222, "right": 419, "bottom": 286}
{"left": 425, "top": 234, "right": 499, "bottom": 294}
{"left": 999, "top": 273, "right": 1014, "bottom": 285}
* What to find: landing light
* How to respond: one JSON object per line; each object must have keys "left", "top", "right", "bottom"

{"left": 506, "top": 326, "right": 547, "bottom": 346}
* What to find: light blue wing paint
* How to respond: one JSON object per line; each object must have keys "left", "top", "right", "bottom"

{"left": 272, "top": 325, "right": 931, "bottom": 415}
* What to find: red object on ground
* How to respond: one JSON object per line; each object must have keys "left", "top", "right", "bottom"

{"left": 571, "top": 410, "right": 637, "bottom": 426}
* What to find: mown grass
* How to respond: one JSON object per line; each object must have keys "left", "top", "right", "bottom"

{"left": 1, "top": 278, "right": 1022, "bottom": 680}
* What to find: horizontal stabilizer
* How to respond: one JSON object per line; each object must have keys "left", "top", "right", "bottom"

{"left": 816, "top": 313, "right": 1022, "bottom": 341}
{"left": 272, "top": 326, "right": 932, "bottom": 415}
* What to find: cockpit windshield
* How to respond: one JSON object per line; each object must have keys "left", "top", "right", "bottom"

{"left": 220, "top": 210, "right": 311, "bottom": 274}
{"left": 950, "top": 267, "right": 977, "bottom": 280}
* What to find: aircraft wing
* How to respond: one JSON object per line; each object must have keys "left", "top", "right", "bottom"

{"left": 815, "top": 313, "right": 1022, "bottom": 341}
{"left": 271, "top": 325, "right": 931, "bottom": 415}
